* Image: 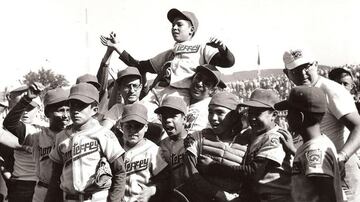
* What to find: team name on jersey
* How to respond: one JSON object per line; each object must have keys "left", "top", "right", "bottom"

{"left": 174, "top": 44, "right": 200, "bottom": 54}
{"left": 171, "top": 153, "right": 184, "bottom": 166}
{"left": 125, "top": 158, "right": 150, "bottom": 174}
{"left": 72, "top": 140, "right": 99, "bottom": 156}
{"left": 39, "top": 146, "right": 52, "bottom": 161}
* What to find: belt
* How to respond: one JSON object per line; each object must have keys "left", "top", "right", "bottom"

{"left": 37, "top": 181, "right": 49, "bottom": 188}
{"left": 65, "top": 193, "right": 92, "bottom": 201}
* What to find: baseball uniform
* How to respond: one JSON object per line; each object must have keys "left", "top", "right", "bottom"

{"left": 246, "top": 125, "right": 292, "bottom": 198}
{"left": 49, "top": 119, "right": 125, "bottom": 195}
{"left": 123, "top": 138, "right": 168, "bottom": 202}
{"left": 159, "top": 136, "right": 187, "bottom": 188}
{"left": 292, "top": 134, "right": 344, "bottom": 202}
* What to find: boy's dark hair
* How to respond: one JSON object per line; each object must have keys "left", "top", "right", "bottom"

{"left": 328, "top": 68, "right": 353, "bottom": 82}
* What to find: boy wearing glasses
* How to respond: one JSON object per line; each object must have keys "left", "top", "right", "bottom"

{"left": 283, "top": 49, "right": 360, "bottom": 202}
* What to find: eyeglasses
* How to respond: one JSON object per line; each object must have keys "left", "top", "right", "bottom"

{"left": 123, "top": 83, "right": 142, "bottom": 92}
{"left": 289, "top": 63, "right": 314, "bottom": 75}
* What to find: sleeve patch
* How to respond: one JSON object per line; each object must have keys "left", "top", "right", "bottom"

{"left": 305, "top": 149, "right": 322, "bottom": 168}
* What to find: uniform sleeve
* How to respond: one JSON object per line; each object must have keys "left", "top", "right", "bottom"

{"left": 100, "top": 130, "right": 125, "bottom": 163}
{"left": 150, "top": 146, "right": 168, "bottom": 177}
{"left": 185, "top": 131, "right": 202, "bottom": 157}
{"left": 149, "top": 49, "right": 174, "bottom": 73}
{"left": 303, "top": 145, "right": 336, "bottom": 178}
{"left": 49, "top": 132, "right": 64, "bottom": 164}
{"left": 256, "top": 134, "right": 286, "bottom": 165}
{"left": 202, "top": 44, "right": 219, "bottom": 64}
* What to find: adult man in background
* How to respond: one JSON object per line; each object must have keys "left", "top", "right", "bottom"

{"left": 283, "top": 49, "right": 360, "bottom": 202}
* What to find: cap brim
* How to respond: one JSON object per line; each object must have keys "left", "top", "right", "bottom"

{"left": 167, "top": 8, "right": 189, "bottom": 23}
{"left": 154, "top": 106, "right": 184, "bottom": 114}
{"left": 240, "top": 100, "right": 273, "bottom": 109}
{"left": 69, "top": 95, "right": 94, "bottom": 104}
{"left": 274, "top": 101, "right": 290, "bottom": 110}
{"left": 120, "top": 115, "right": 148, "bottom": 124}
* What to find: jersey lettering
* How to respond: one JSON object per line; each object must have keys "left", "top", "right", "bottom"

{"left": 125, "top": 158, "right": 150, "bottom": 174}
{"left": 174, "top": 44, "right": 200, "bottom": 54}
{"left": 72, "top": 140, "right": 99, "bottom": 156}
{"left": 39, "top": 146, "right": 52, "bottom": 161}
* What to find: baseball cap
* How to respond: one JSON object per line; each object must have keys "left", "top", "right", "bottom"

{"left": 240, "top": 88, "right": 280, "bottom": 109}
{"left": 283, "top": 49, "right": 314, "bottom": 70}
{"left": 43, "top": 88, "right": 69, "bottom": 107}
{"left": 167, "top": 8, "right": 199, "bottom": 35}
{"left": 76, "top": 74, "right": 101, "bottom": 90}
{"left": 120, "top": 103, "right": 148, "bottom": 124}
{"left": 154, "top": 96, "right": 187, "bottom": 115}
{"left": 69, "top": 83, "right": 99, "bottom": 104}
{"left": 117, "top": 67, "right": 141, "bottom": 84}
{"left": 9, "top": 85, "right": 28, "bottom": 94}
{"left": 209, "top": 91, "right": 239, "bottom": 110}
{"left": 195, "top": 64, "right": 227, "bottom": 88}
{"left": 275, "top": 86, "right": 326, "bottom": 113}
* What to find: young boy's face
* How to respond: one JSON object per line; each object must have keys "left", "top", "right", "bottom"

{"left": 159, "top": 108, "right": 185, "bottom": 139}
{"left": 48, "top": 103, "right": 70, "bottom": 131}
{"left": 247, "top": 107, "right": 276, "bottom": 135}
{"left": 208, "top": 105, "right": 233, "bottom": 135}
{"left": 69, "top": 99, "right": 97, "bottom": 126}
{"left": 121, "top": 120, "right": 148, "bottom": 147}
{"left": 190, "top": 71, "right": 216, "bottom": 101}
{"left": 171, "top": 18, "right": 193, "bottom": 43}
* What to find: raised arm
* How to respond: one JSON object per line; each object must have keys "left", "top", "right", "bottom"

{"left": 207, "top": 37, "right": 235, "bottom": 68}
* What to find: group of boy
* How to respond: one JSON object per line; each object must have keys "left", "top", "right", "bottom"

{"left": 0, "top": 7, "right": 359, "bottom": 202}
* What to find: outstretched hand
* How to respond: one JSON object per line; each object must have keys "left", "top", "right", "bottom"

{"left": 27, "top": 82, "right": 45, "bottom": 99}
{"left": 206, "top": 37, "right": 227, "bottom": 51}
{"left": 100, "top": 32, "right": 119, "bottom": 49}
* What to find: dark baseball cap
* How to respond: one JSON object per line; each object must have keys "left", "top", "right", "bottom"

{"left": 195, "top": 64, "right": 227, "bottom": 89}
{"left": 76, "top": 74, "right": 101, "bottom": 90}
{"left": 69, "top": 83, "right": 99, "bottom": 104}
{"left": 155, "top": 96, "right": 187, "bottom": 115}
{"left": 44, "top": 88, "right": 69, "bottom": 107}
{"left": 275, "top": 86, "right": 326, "bottom": 113}
{"left": 240, "top": 88, "right": 280, "bottom": 109}
{"left": 117, "top": 67, "right": 141, "bottom": 84}
{"left": 120, "top": 103, "right": 148, "bottom": 124}
{"left": 209, "top": 91, "right": 239, "bottom": 110}
{"left": 167, "top": 8, "right": 199, "bottom": 35}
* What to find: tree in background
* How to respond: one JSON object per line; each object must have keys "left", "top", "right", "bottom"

{"left": 23, "top": 67, "right": 69, "bottom": 89}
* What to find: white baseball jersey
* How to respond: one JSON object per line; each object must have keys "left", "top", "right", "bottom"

{"left": 150, "top": 40, "right": 218, "bottom": 89}
{"left": 246, "top": 125, "right": 292, "bottom": 195}
{"left": 49, "top": 119, "right": 125, "bottom": 194}
{"left": 185, "top": 97, "right": 211, "bottom": 133}
{"left": 123, "top": 138, "right": 168, "bottom": 202}
{"left": 159, "top": 136, "right": 187, "bottom": 188}
{"left": 292, "top": 134, "right": 344, "bottom": 202}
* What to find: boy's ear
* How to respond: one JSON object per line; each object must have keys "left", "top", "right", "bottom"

{"left": 92, "top": 105, "right": 99, "bottom": 114}
{"left": 299, "top": 111, "right": 305, "bottom": 124}
{"left": 189, "top": 26, "right": 195, "bottom": 36}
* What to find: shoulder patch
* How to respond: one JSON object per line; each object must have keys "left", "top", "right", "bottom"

{"left": 270, "top": 137, "right": 280, "bottom": 146}
{"left": 305, "top": 149, "right": 322, "bottom": 168}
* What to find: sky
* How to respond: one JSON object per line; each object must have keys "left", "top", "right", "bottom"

{"left": 0, "top": 0, "right": 359, "bottom": 89}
